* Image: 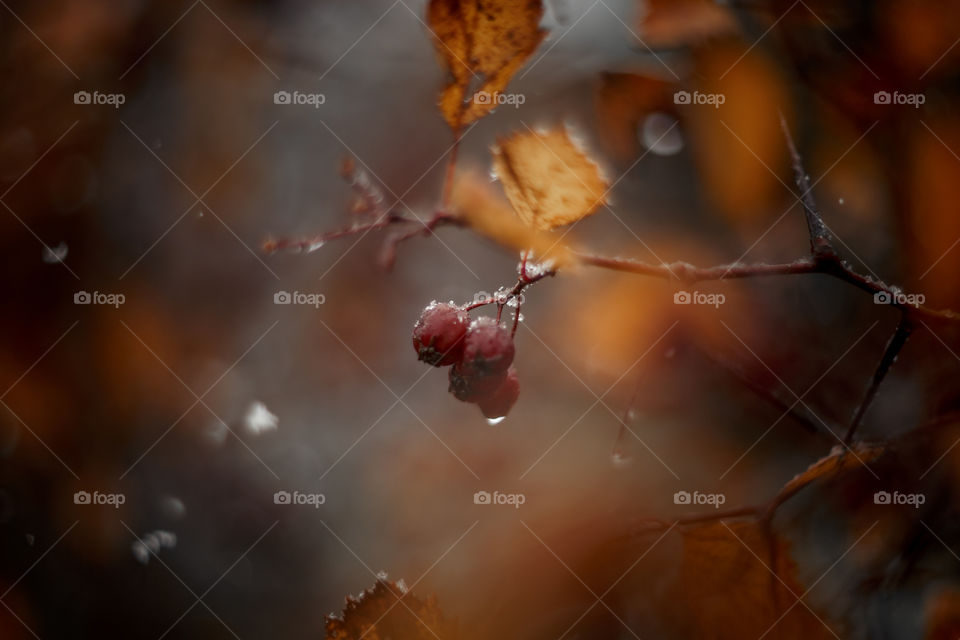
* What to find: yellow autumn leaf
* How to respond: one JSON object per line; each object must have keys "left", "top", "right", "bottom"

{"left": 426, "top": 0, "right": 546, "bottom": 130}
{"left": 492, "top": 126, "right": 609, "bottom": 230}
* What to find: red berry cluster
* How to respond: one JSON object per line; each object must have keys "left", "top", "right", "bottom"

{"left": 412, "top": 303, "right": 519, "bottom": 420}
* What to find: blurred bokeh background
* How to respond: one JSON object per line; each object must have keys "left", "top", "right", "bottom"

{"left": 2, "top": 0, "right": 960, "bottom": 638}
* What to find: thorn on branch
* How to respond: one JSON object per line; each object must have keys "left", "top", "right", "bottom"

{"left": 780, "top": 115, "right": 836, "bottom": 260}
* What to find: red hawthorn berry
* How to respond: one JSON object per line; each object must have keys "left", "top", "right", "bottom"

{"left": 460, "top": 317, "right": 515, "bottom": 376}
{"left": 448, "top": 363, "right": 507, "bottom": 403}
{"left": 478, "top": 367, "right": 519, "bottom": 419}
{"left": 412, "top": 302, "right": 469, "bottom": 366}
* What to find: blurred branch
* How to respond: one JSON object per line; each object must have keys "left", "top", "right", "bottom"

{"left": 697, "top": 346, "right": 829, "bottom": 438}
{"left": 844, "top": 315, "right": 913, "bottom": 444}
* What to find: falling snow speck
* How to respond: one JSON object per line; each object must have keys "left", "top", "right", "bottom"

{"left": 160, "top": 495, "right": 186, "bottom": 520}
{"left": 132, "top": 529, "right": 177, "bottom": 565}
{"left": 42, "top": 242, "right": 68, "bottom": 264}
{"left": 611, "top": 452, "right": 633, "bottom": 467}
{"left": 244, "top": 401, "right": 278, "bottom": 435}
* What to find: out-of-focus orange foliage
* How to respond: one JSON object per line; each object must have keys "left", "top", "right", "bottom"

{"left": 427, "top": 0, "right": 546, "bottom": 130}
{"left": 635, "top": 0, "right": 738, "bottom": 49}
{"left": 906, "top": 114, "right": 960, "bottom": 308}
{"left": 595, "top": 72, "right": 675, "bottom": 162}
{"left": 683, "top": 42, "right": 793, "bottom": 226}
{"left": 552, "top": 241, "right": 754, "bottom": 380}
{"left": 879, "top": 0, "right": 960, "bottom": 78}
{"left": 926, "top": 588, "right": 960, "bottom": 640}
{"left": 325, "top": 579, "right": 457, "bottom": 640}
{"left": 492, "top": 127, "right": 609, "bottom": 230}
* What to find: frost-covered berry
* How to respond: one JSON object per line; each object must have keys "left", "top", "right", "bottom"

{"left": 478, "top": 367, "right": 519, "bottom": 419}
{"left": 412, "top": 302, "right": 469, "bottom": 366}
{"left": 460, "top": 317, "right": 515, "bottom": 376}
{"left": 448, "top": 363, "right": 507, "bottom": 403}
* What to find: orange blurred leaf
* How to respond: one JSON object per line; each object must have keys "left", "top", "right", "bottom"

{"left": 595, "top": 72, "right": 675, "bottom": 162}
{"left": 449, "top": 171, "right": 573, "bottom": 264}
{"left": 926, "top": 587, "right": 960, "bottom": 640}
{"left": 426, "top": 0, "right": 546, "bottom": 130}
{"left": 682, "top": 42, "right": 793, "bottom": 225}
{"left": 492, "top": 126, "right": 609, "bottom": 230}
{"left": 325, "top": 578, "right": 456, "bottom": 640}
{"left": 637, "top": 0, "right": 738, "bottom": 48}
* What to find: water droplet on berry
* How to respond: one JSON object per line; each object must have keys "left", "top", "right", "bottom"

{"left": 486, "top": 416, "right": 506, "bottom": 426}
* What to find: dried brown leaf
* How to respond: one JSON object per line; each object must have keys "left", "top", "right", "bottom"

{"left": 325, "top": 578, "right": 456, "bottom": 640}
{"left": 492, "top": 126, "right": 609, "bottom": 230}
{"left": 426, "top": 0, "right": 546, "bottom": 130}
